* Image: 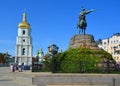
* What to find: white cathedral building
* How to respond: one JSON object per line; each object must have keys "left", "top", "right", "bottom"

{"left": 15, "top": 12, "right": 33, "bottom": 66}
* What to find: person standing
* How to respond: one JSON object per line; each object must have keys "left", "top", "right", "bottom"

{"left": 10, "top": 64, "right": 14, "bottom": 72}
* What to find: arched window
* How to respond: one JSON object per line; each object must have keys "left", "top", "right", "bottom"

{"left": 23, "top": 30, "right": 25, "bottom": 35}
{"left": 22, "top": 48, "right": 25, "bottom": 55}
{"left": 23, "top": 39, "right": 25, "bottom": 42}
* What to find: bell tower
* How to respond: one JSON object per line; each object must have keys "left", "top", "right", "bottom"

{"left": 15, "top": 11, "right": 33, "bottom": 66}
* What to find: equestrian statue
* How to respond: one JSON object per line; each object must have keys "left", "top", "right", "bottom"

{"left": 77, "top": 7, "right": 94, "bottom": 35}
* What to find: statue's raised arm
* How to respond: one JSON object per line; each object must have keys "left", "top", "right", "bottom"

{"left": 86, "top": 9, "right": 94, "bottom": 14}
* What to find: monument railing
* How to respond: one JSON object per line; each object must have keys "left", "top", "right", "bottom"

{"left": 32, "top": 60, "right": 120, "bottom": 73}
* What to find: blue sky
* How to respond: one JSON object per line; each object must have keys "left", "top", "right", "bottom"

{"left": 0, "top": 0, "right": 120, "bottom": 56}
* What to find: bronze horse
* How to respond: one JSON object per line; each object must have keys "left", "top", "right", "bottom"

{"left": 77, "top": 19, "right": 87, "bottom": 35}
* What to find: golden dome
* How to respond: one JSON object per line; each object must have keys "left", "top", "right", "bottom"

{"left": 18, "top": 12, "right": 30, "bottom": 29}
{"left": 18, "top": 21, "right": 30, "bottom": 29}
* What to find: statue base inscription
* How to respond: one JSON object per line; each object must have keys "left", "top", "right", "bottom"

{"left": 69, "top": 34, "right": 99, "bottom": 50}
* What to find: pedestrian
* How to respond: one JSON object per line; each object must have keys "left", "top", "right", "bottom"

{"left": 10, "top": 64, "right": 14, "bottom": 72}
{"left": 16, "top": 64, "right": 19, "bottom": 71}
{"left": 18, "top": 65, "right": 22, "bottom": 72}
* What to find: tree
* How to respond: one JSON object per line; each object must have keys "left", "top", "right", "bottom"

{"left": 0, "top": 53, "right": 5, "bottom": 63}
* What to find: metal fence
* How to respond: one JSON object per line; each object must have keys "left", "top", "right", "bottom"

{"left": 32, "top": 60, "right": 120, "bottom": 73}
{"left": 0, "top": 63, "right": 10, "bottom": 67}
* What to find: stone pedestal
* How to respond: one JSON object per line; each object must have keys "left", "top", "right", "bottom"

{"left": 69, "top": 34, "right": 99, "bottom": 50}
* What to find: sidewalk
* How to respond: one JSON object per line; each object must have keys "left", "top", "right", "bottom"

{"left": 0, "top": 67, "right": 36, "bottom": 86}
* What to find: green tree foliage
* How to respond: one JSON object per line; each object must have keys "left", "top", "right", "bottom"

{"left": 57, "top": 48, "right": 115, "bottom": 73}
{"left": 35, "top": 47, "right": 115, "bottom": 73}
{"left": 58, "top": 48, "right": 114, "bottom": 62}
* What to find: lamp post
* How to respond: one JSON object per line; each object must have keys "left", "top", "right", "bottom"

{"left": 48, "top": 44, "right": 59, "bottom": 73}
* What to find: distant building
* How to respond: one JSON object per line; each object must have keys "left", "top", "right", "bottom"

{"left": 48, "top": 44, "right": 59, "bottom": 55}
{"left": 98, "top": 33, "right": 120, "bottom": 63}
{"left": 35, "top": 48, "right": 44, "bottom": 63}
{"left": 15, "top": 11, "right": 33, "bottom": 66}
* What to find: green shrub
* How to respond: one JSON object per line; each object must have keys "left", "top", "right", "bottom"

{"left": 35, "top": 47, "right": 115, "bottom": 73}
{"left": 57, "top": 47, "right": 115, "bottom": 73}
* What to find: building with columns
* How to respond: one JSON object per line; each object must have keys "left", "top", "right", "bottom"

{"left": 15, "top": 12, "right": 33, "bottom": 66}
{"left": 98, "top": 33, "right": 120, "bottom": 63}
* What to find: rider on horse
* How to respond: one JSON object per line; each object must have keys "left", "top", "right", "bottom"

{"left": 77, "top": 7, "right": 94, "bottom": 35}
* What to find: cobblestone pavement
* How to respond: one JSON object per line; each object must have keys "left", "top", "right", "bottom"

{"left": 0, "top": 67, "right": 36, "bottom": 86}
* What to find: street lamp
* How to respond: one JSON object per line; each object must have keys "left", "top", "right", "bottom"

{"left": 48, "top": 44, "right": 59, "bottom": 73}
